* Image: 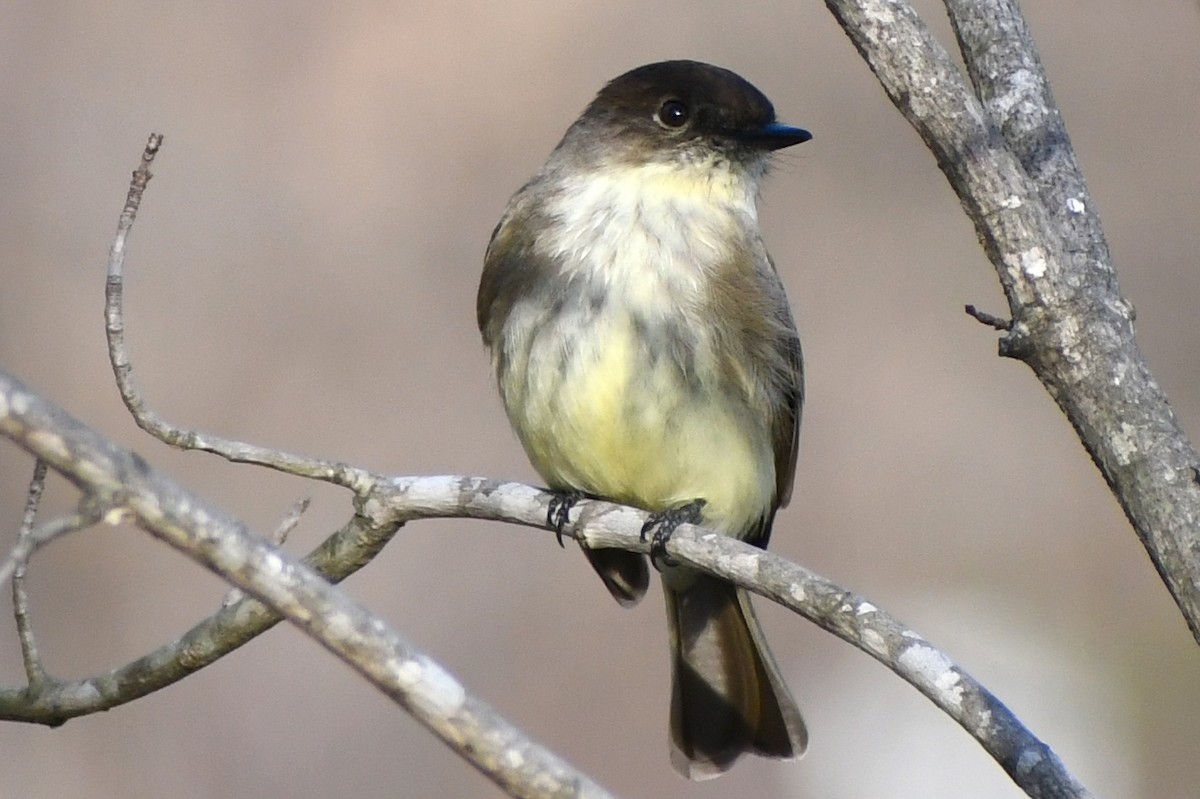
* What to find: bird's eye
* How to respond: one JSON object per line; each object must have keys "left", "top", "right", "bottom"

{"left": 656, "top": 99, "right": 690, "bottom": 129}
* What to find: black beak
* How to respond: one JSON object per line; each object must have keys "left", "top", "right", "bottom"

{"left": 743, "top": 122, "right": 812, "bottom": 151}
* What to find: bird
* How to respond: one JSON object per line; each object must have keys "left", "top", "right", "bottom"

{"left": 477, "top": 59, "right": 809, "bottom": 779}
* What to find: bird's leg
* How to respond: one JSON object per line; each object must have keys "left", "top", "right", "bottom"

{"left": 641, "top": 498, "right": 707, "bottom": 569}
{"left": 547, "top": 489, "right": 586, "bottom": 548}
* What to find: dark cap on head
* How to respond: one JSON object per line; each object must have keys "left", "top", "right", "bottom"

{"left": 569, "top": 60, "right": 811, "bottom": 158}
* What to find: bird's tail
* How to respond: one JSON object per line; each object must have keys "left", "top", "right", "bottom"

{"left": 664, "top": 573, "right": 807, "bottom": 779}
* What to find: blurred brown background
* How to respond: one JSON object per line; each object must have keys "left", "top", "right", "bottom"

{"left": 2, "top": 2, "right": 1198, "bottom": 797}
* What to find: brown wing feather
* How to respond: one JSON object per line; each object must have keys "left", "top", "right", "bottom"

{"left": 759, "top": 252, "right": 803, "bottom": 549}
{"left": 772, "top": 310, "right": 803, "bottom": 510}
{"left": 708, "top": 242, "right": 803, "bottom": 546}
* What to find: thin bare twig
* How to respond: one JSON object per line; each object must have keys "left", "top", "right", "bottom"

{"left": 15, "top": 461, "right": 48, "bottom": 536}
{"left": 1, "top": 479, "right": 103, "bottom": 585}
{"left": 965, "top": 304, "right": 1012, "bottom": 330}
{"left": 6, "top": 504, "right": 104, "bottom": 689}
{"left": 223, "top": 496, "right": 310, "bottom": 607}
{"left": 11, "top": 460, "right": 48, "bottom": 686}
{"left": 102, "top": 134, "right": 371, "bottom": 493}
{"left": 1, "top": 502, "right": 100, "bottom": 589}
{"left": 270, "top": 496, "right": 310, "bottom": 546}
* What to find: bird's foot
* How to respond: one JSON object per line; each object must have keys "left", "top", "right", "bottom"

{"left": 547, "top": 489, "right": 586, "bottom": 548}
{"left": 641, "top": 499, "right": 706, "bottom": 569}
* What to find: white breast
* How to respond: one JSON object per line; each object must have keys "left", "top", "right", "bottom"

{"left": 538, "top": 159, "right": 760, "bottom": 314}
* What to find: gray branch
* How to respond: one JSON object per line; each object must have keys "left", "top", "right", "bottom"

{"left": 0, "top": 371, "right": 614, "bottom": 799}
{"left": 823, "top": 0, "right": 1200, "bottom": 641}
{"left": 0, "top": 369, "right": 1093, "bottom": 798}
{"left": 377, "top": 476, "right": 1096, "bottom": 799}
{"left": 103, "top": 135, "right": 371, "bottom": 492}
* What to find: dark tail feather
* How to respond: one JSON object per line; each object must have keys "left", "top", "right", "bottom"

{"left": 582, "top": 546, "right": 650, "bottom": 607}
{"left": 665, "top": 574, "right": 806, "bottom": 779}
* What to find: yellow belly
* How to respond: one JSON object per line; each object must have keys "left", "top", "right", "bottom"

{"left": 504, "top": 313, "right": 774, "bottom": 536}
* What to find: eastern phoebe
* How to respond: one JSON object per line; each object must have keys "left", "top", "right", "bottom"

{"left": 477, "top": 60, "right": 809, "bottom": 779}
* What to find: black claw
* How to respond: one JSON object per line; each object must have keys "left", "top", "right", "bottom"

{"left": 640, "top": 499, "right": 706, "bottom": 569}
{"left": 547, "top": 489, "right": 585, "bottom": 548}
